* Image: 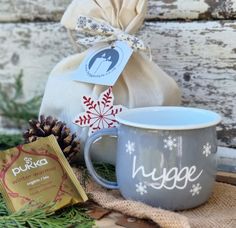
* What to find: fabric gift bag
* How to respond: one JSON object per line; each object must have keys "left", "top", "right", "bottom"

{"left": 39, "top": 0, "right": 181, "bottom": 164}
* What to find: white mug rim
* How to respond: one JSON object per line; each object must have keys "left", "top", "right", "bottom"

{"left": 116, "top": 106, "right": 222, "bottom": 130}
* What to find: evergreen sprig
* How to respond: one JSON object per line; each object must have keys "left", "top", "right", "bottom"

{"left": 0, "top": 134, "right": 23, "bottom": 150}
{"left": 78, "top": 163, "right": 116, "bottom": 189}
{"left": 0, "top": 195, "right": 94, "bottom": 228}
{"left": 95, "top": 163, "right": 116, "bottom": 182}
{"left": 0, "top": 71, "right": 42, "bottom": 128}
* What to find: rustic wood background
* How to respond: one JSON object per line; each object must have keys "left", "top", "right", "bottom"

{"left": 0, "top": 0, "right": 235, "bottom": 148}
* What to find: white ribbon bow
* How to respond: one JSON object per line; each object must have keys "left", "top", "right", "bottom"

{"left": 75, "top": 16, "right": 147, "bottom": 51}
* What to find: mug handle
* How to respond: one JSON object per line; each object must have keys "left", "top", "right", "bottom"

{"left": 84, "top": 128, "right": 119, "bottom": 189}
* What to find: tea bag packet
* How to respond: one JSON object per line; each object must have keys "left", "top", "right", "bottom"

{"left": 39, "top": 0, "right": 181, "bottom": 164}
{"left": 0, "top": 135, "right": 88, "bottom": 213}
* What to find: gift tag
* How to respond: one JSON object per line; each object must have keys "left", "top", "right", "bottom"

{"left": 72, "top": 41, "right": 133, "bottom": 86}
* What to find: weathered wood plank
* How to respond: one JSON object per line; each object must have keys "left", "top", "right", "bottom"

{"left": 0, "top": 22, "right": 73, "bottom": 96}
{"left": 0, "top": 0, "right": 71, "bottom": 22}
{"left": 0, "top": 21, "right": 235, "bottom": 147}
{"left": 216, "top": 171, "right": 236, "bottom": 185}
{"left": 1, "top": 0, "right": 236, "bottom": 22}
{"left": 147, "top": 0, "right": 236, "bottom": 20}
{"left": 140, "top": 21, "right": 236, "bottom": 147}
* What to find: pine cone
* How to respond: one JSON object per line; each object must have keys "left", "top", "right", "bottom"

{"left": 23, "top": 115, "right": 80, "bottom": 162}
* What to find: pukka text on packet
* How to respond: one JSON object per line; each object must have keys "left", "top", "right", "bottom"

{"left": 0, "top": 135, "right": 87, "bottom": 213}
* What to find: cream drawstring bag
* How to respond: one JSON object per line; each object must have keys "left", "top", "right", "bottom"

{"left": 39, "top": 0, "right": 181, "bottom": 164}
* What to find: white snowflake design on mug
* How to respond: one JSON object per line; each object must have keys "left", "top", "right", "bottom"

{"left": 126, "top": 140, "right": 135, "bottom": 155}
{"left": 163, "top": 136, "right": 177, "bottom": 151}
{"left": 190, "top": 183, "right": 202, "bottom": 196}
{"left": 202, "top": 142, "right": 212, "bottom": 157}
{"left": 136, "top": 182, "right": 148, "bottom": 195}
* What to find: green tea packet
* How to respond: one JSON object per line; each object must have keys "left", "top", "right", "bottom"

{"left": 0, "top": 135, "right": 88, "bottom": 213}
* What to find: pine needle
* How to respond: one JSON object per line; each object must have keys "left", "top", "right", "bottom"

{"left": 0, "top": 195, "right": 94, "bottom": 228}
{"left": 0, "top": 71, "right": 42, "bottom": 128}
{"left": 79, "top": 163, "right": 116, "bottom": 187}
{"left": 95, "top": 163, "right": 116, "bottom": 182}
{"left": 0, "top": 134, "right": 23, "bottom": 150}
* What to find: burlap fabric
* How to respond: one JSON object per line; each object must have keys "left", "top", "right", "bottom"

{"left": 73, "top": 168, "right": 236, "bottom": 228}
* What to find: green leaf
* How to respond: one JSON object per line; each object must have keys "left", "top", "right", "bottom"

{"left": 0, "top": 71, "right": 42, "bottom": 128}
{"left": 14, "top": 70, "right": 24, "bottom": 99}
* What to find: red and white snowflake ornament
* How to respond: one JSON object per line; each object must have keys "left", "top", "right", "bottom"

{"left": 73, "top": 87, "right": 124, "bottom": 136}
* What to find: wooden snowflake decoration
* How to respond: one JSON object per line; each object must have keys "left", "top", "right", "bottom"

{"left": 73, "top": 87, "right": 124, "bottom": 136}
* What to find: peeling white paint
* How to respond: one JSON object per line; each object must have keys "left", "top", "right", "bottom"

{"left": 0, "top": 21, "right": 235, "bottom": 146}
{"left": 147, "top": 0, "right": 236, "bottom": 19}
{"left": 0, "top": 0, "right": 71, "bottom": 22}
{"left": 0, "top": 0, "right": 236, "bottom": 22}
{"left": 150, "top": 0, "right": 209, "bottom": 19}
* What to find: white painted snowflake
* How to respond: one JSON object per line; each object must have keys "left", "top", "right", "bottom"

{"left": 164, "top": 136, "right": 177, "bottom": 151}
{"left": 136, "top": 182, "right": 147, "bottom": 195}
{"left": 73, "top": 87, "right": 123, "bottom": 136}
{"left": 190, "top": 183, "right": 202, "bottom": 196}
{"left": 203, "top": 142, "right": 212, "bottom": 157}
{"left": 126, "top": 141, "right": 135, "bottom": 155}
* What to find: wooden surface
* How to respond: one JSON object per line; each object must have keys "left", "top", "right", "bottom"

{"left": 141, "top": 21, "right": 236, "bottom": 147}
{"left": 1, "top": 0, "right": 236, "bottom": 22}
{"left": 216, "top": 171, "right": 236, "bottom": 185}
{"left": 0, "top": 22, "right": 73, "bottom": 97}
{"left": 148, "top": 0, "right": 236, "bottom": 20}
{"left": 0, "top": 20, "right": 235, "bottom": 146}
{"left": 84, "top": 201, "right": 158, "bottom": 228}
{"left": 95, "top": 213, "right": 158, "bottom": 228}
{"left": 0, "top": 0, "right": 71, "bottom": 22}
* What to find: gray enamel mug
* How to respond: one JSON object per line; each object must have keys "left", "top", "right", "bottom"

{"left": 84, "top": 107, "right": 221, "bottom": 210}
